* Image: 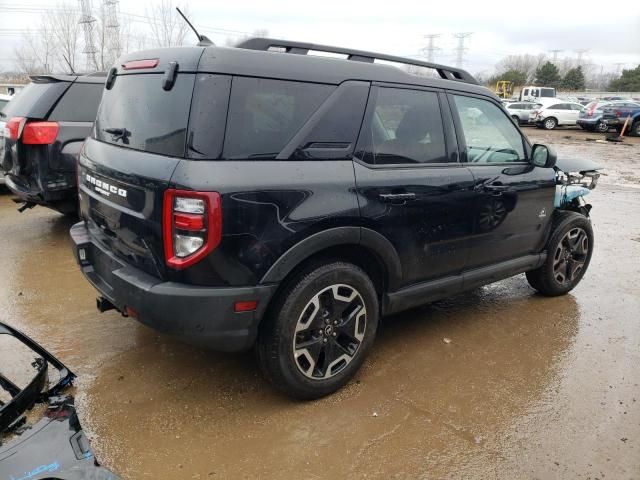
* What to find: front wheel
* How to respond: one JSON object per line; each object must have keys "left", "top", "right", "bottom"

{"left": 526, "top": 211, "right": 593, "bottom": 296}
{"left": 256, "top": 261, "right": 379, "bottom": 399}
{"left": 631, "top": 121, "right": 640, "bottom": 137}
{"left": 543, "top": 117, "right": 558, "bottom": 130}
{"left": 596, "top": 121, "right": 609, "bottom": 133}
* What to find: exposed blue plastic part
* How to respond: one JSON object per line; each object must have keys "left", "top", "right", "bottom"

{"left": 555, "top": 185, "right": 590, "bottom": 208}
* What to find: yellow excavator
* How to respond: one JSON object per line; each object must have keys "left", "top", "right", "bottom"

{"left": 495, "top": 80, "right": 514, "bottom": 99}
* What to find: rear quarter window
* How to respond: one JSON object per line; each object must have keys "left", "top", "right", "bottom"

{"left": 0, "top": 81, "right": 70, "bottom": 119}
{"left": 49, "top": 82, "right": 104, "bottom": 122}
{"left": 223, "top": 77, "right": 333, "bottom": 159}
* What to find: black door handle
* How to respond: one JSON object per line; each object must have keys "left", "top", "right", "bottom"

{"left": 379, "top": 193, "right": 416, "bottom": 204}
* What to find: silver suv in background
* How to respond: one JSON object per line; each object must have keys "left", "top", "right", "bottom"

{"left": 505, "top": 102, "right": 541, "bottom": 125}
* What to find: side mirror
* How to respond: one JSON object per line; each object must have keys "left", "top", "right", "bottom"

{"left": 531, "top": 144, "right": 557, "bottom": 168}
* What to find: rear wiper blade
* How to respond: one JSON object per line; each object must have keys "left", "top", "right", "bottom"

{"left": 103, "top": 127, "right": 131, "bottom": 144}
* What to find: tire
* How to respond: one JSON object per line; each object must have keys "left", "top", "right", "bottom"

{"left": 543, "top": 117, "right": 557, "bottom": 130}
{"left": 595, "top": 121, "right": 609, "bottom": 133}
{"left": 526, "top": 211, "right": 593, "bottom": 296}
{"left": 511, "top": 115, "right": 521, "bottom": 126}
{"left": 256, "top": 261, "right": 379, "bottom": 400}
{"left": 631, "top": 121, "right": 640, "bottom": 137}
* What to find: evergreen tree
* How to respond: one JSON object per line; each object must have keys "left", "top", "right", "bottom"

{"left": 561, "top": 66, "right": 586, "bottom": 90}
{"left": 609, "top": 65, "right": 640, "bottom": 92}
{"left": 534, "top": 62, "right": 561, "bottom": 87}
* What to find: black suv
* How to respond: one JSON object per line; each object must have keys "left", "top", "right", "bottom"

{"left": 70, "top": 39, "right": 594, "bottom": 399}
{"left": 1, "top": 74, "right": 105, "bottom": 214}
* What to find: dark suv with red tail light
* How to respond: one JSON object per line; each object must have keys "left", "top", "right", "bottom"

{"left": 1, "top": 74, "right": 105, "bottom": 214}
{"left": 70, "top": 39, "right": 596, "bottom": 399}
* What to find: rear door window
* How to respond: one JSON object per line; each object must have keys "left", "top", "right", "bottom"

{"left": 355, "top": 87, "right": 448, "bottom": 165}
{"left": 94, "top": 73, "right": 195, "bottom": 157}
{"left": 49, "top": 82, "right": 104, "bottom": 122}
{"left": 223, "top": 77, "right": 333, "bottom": 159}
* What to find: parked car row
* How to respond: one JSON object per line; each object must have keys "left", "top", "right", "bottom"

{"left": 0, "top": 39, "right": 602, "bottom": 398}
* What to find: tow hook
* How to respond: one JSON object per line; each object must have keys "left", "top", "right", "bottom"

{"left": 96, "top": 296, "right": 116, "bottom": 313}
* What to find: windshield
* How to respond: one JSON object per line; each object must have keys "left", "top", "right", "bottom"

{"left": 94, "top": 73, "right": 195, "bottom": 157}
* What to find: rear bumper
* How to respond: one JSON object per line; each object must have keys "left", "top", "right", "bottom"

{"left": 70, "top": 222, "right": 278, "bottom": 352}
{"left": 5, "top": 173, "right": 76, "bottom": 211}
{"left": 577, "top": 118, "right": 601, "bottom": 126}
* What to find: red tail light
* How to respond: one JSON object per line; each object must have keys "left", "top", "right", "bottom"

{"left": 614, "top": 110, "right": 621, "bottom": 117}
{"left": 163, "top": 189, "right": 222, "bottom": 269}
{"left": 6, "top": 117, "right": 25, "bottom": 141}
{"left": 22, "top": 121, "right": 59, "bottom": 144}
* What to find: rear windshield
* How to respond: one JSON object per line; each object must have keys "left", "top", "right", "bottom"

{"left": 94, "top": 74, "right": 195, "bottom": 157}
{"left": 0, "top": 81, "right": 70, "bottom": 120}
{"left": 49, "top": 82, "right": 104, "bottom": 122}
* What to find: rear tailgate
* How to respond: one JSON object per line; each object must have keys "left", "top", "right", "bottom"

{"left": 80, "top": 67, "right": 198, "bottom": 278}
{"left": 79, "top": 139, "right": 181, "bottom": 279}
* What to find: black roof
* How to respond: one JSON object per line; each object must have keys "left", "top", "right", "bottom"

{"left": 116, "top": 38, "right": 494, "bottom": 98}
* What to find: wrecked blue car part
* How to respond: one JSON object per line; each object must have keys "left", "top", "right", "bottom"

{"left": 0, "top": 321, "right": 120, "bottom": 480}
{"left": 554, "top": 157, "right": 601, "bottom": 214}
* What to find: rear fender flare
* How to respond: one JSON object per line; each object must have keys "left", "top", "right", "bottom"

{"left": 259, "top": 227, "right": 403, "bottom": 291}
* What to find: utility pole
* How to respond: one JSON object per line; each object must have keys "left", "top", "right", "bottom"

{"left": 574, "top": 49, "right": 589, "bottom": 67}
{"left": 78, "top": 0, "right": 98, "bottom": 71}
{"left": 549, "top": 49, "right": 562, "bottom": 64}
{"left": 103, "top": 0, "right": 121, "bottom": 63}
{"left": 422, "top": 34, "right": 441, "bottom": 63}
{"left": 453, "top": 32, "right": 473, "bottom": 68}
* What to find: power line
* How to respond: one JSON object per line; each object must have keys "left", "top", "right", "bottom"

{"left": 452, "top": 32, "right": 473, "bottom": 68}
{"left": 422, "top": 34, "right": 441, "bottom": 63}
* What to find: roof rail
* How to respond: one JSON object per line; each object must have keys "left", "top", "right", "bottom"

{"left": 236, "top": 37, "right": 478, "bottom": 85}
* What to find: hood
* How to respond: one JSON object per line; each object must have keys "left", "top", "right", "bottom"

{"left": 555, "top": 156, "right": 602, "bottom": 173}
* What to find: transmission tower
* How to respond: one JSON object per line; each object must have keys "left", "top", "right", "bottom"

{"left": 574, "top": 49, "right": 589, "bottom": 66}
{"left": 422, "top": 34, "right": 441, "bottom": 63}
{"left": 103, "top": 0, "right": 121, "bottom": 62}
{"left": 549, "top": 49, "right": 562, "bottom": 64}
{"left": 614, "top": 62, "right": 625, "bottom": 74}
{"left": 78, "top": 0, "right": 98, "bottom": 71}
{"left": 453, "top": 32, "right": 473, "bottom": 68}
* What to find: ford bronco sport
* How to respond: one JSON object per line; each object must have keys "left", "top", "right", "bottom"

{"left": 71, "top": 39, "right": 595, "bottom": 399}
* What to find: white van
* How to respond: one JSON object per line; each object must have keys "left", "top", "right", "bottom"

{"left": 519, "top": 86, "right": 556, "bottom": 102}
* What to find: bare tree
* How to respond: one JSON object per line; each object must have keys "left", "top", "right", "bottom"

{"left": 50, "top": 2, "right": 82, "bottom": 73}
{"left": 147, "top": 1, "right": 190, "bottom": 48}
{"left": 14, "top": 20, "right": 56, "bottom": 75}
{"left": 496, "top": 53, "right": 547, "bottom": 83}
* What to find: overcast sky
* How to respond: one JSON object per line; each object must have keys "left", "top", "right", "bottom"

{"left": 1, "top": 0, "right": 639, "bottom": 75}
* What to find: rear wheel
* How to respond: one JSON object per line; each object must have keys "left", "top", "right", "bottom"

{"left": 257, "top": 261, "right": 379, "bottom": 399}
{"left": 526, "top": 211, "right": 593, "bottom": 296}
{"left": 511, "top": 115, "right": 521, "bottom": 125}
{"left": 543, "top": 117, "right": 558, "bottom": 130}
{"left": 595, "top": 121, "right": 609, "bottom": 133}
{"left": 631, "top": 121, "right": 640, "bottom": 137}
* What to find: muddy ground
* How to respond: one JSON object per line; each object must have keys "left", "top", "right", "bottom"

{"left": 0, "top": 127, "right": 638, "bottom": 479}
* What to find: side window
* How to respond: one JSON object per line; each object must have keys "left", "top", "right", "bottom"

{"left": 452, "top": 95, "right": 526, "bottom": 164}
{"left": 223, "top": 77, "right": 333, "bottom": 159}
{"left": 49, "top": 83, "right": 103, "bottom": 122}
{"left": 523, "top": 89, "right": 529, "bottom": 96}
{"left": 570, "top": 103, "right": 583, "bottom": 111}
{"left": 549, "top": 104, "right": 563, "bottom": 110}
{"left": 509, "top": 103, "right": 523, "bottom": 109}
{"left": 355, "top": 87, "right": 448, "bottom": 165}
